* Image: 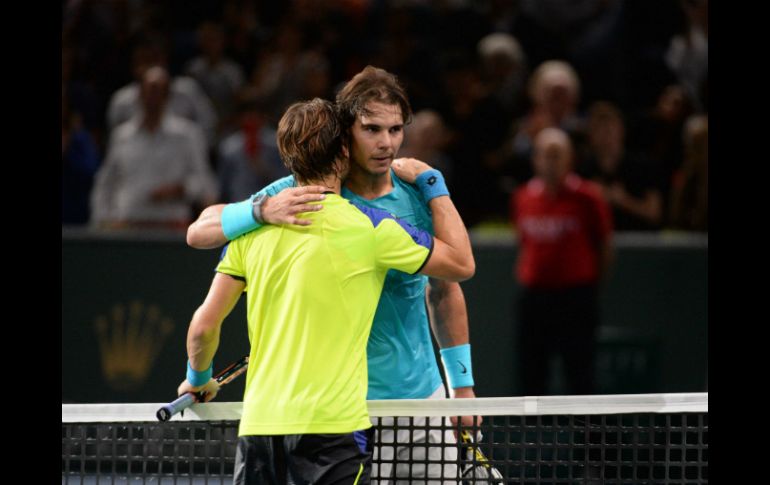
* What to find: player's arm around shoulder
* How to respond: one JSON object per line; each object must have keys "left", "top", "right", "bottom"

{"left": 187, "top": 203, "right": 228, "bottom": 249}
{"left": 186, "top": 176, "right": 327, "bottom": 249}
{"left": 421, "top": 213, "right": 475, "bottom": 282}
{"left": 392, "top": 158, "right": 475, "bottom": 282}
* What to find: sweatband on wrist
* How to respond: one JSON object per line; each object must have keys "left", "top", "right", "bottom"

{"left": 415, "top": 169, "right": 450, "bottom": 202}
{"left": 186, "top": 361, "right": 213, "bottom": 387}
{"left": 221, "top": 198, "right": 263, "bottom": 240}
{"left": 440, "top": 344, "right": 474, "bottom": 389}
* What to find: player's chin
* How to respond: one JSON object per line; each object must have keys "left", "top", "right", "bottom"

{"left": 368, "top": 159, "right": 392, "bottom": 175}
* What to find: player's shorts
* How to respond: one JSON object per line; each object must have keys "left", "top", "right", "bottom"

{"left": 372, "top": 386, "right": 458, "bottom": 485}
{"left": 234, "top": 428, "right": 374, "bottom": 485}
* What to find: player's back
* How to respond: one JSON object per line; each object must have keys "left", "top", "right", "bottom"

{"left": 217, "top": 193, "right": 432, "bottom": 435}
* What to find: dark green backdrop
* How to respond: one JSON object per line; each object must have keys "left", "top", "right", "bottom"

{"left": 62, "top": 230, "right": 707, "bottom": 403}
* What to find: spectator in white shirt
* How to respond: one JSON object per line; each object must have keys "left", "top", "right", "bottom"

{"left": 91, "top": 67, "right": 218, "bottom": 229}
{"left": 107, "top": 33, "right": 218, "bottom": 148}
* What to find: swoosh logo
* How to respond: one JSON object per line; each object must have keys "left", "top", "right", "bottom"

{"left": 458, "top": 361, "right": 467, "bottom": 374}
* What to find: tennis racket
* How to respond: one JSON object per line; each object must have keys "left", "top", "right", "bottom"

{"left": 156, "top": 355, "right": 249, "bottom": 422}
{"left": 459, "top": 430, "right": 504, "bottom": 484}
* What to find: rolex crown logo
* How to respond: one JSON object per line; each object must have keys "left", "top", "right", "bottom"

{"left": 94, "top": 301, "right": 175, "bottom": 392}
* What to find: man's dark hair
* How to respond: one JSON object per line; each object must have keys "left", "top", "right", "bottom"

{"left": 277, "top": 98, "right": 344, "bottom": 184}
{"left": 335, "top": 66, "right": 413, "bottom": 130}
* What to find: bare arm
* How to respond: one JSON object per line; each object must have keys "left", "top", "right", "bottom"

{"left": 420, "top": 196, "right": 475, "bottom": 281}
{"left": 427, "top": 279, "right": 475, "bottom": 399}
{"left": 186, "top": 186, "right": 328, "bottom": 249}
{"left": 177, "top": 272, "right": 245, "bottom": 400}
{"left": 427, "top": 279, "right": 469, "bottom": 349}
{"left": 187, "top": 204, "right": 228, "bottom": 249}
{"left": 428, "top": 261, "right": 480, "bottom": 428}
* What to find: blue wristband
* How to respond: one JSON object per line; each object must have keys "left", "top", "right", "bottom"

{"left": 221, "top": 198, "right": 263, "bottom": 240}
{"left": 186, "top": 361, "right": 213, "bottom": 387}
{"left": 415, "top": 169, "right": 449, "bottom": 202}
{"left": 440, "top": 344, "right": 474, "bottom": 389}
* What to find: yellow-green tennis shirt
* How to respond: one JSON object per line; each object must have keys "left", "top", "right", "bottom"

{"left": 216, "top": 194, "right": 433, "bottom": 436}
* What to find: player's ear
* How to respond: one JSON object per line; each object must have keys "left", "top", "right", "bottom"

{"left": 334, "top": 156, "right": 350, "bottom": 180}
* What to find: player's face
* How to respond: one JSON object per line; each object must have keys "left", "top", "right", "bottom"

{"left": 349, "top": 102, "right": 405, "bottom": 177}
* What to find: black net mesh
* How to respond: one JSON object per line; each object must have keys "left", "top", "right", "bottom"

{"left": 62, "top": 405, "right": 707, "bottom": 484}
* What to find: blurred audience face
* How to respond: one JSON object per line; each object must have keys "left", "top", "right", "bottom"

{"left": 478, "top": 32, "right": 525, "bottom": 82}
{"left": 140, "top": 66, "right": 170, "bottom": 119}
{"left": 349, "top": 102, "right": 405, "bottom": 177}
{"left": 132, "top": 44, "right": 167, "bottom": 81}
{"left": 656, "top": 85, "right": 689, "bottom": 122}
{"left": 542, "top": 76, "right": 576, "bottom": 121}
{"left": 199, "top": 22, "right": 226, "bottom": 60}
{"left": 533, "top": 128, "right": 573, "bottom": 187}
{"left": 588, "top": 102, "right": 625, "bottom": 162}
{"left": 531, "top": 62, "right": 580, "bottom": 121}
{"left": 407, "top": 110, "right": 447, "bottom": 152}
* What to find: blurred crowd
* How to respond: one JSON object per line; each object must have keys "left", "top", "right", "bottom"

{"left": 62, "top": 0, "right": 707, "bottom": 232}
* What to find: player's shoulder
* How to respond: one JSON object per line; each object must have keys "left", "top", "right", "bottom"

{"left": 391, "top": 172, "right": 426, "bottom": 202}
{"left": 226, "top": 222, "right": 273, "bottom": 252}
{"left": 235, "top": 176, "right": 298, "bottom": 209}
{"left": 262, "top": 175, "right": 297, "bottom": 196}
{"left": 389, "top": 172, "right": 434, "bottom": 230}
{"left": 347, "top": 199, "right": 432, "bottom": 248}
{"left": 347, "top": 199, "right": 396, "bottom": 227}
{"left": 391, "top": 171, "right": 418, "bottom": 192}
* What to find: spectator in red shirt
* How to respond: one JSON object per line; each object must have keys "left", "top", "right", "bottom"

{"left": 510, "top": 127, "right": 613, "bottom": 395}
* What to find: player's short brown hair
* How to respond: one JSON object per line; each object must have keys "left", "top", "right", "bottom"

{"left": 277, "top": 98, "right": 344, "bottom": 184}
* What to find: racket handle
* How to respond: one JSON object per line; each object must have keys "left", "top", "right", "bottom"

{"left": 157, "top": 356, "right": 248, "bottom": 422}
{"left": 156, "top": 392, "right": 197, "bottom": 422}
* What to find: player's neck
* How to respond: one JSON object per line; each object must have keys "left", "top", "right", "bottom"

{"left": 344, "top": 165, "right": 393, "bottom": 200}
{"left": 304, "top": 174, "right": 342, "bottom": 194}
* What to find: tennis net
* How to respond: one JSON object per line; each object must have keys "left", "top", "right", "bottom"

{"left": 62, "top": 392, "right": 707, "bottom": 484}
